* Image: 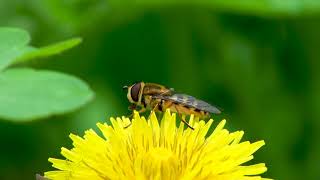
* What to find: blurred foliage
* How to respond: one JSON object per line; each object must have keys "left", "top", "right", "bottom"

{"left": 1, "top": 0, "right": 320, "bottom": 180}
{"left": 0, "top": 27, "right": 82, "bottom": 70}
{"left": 0, "top": 27, "right": 93, "bottom": 121}
{"left": 0, "top": 68, "right": 93, "bottom": 121}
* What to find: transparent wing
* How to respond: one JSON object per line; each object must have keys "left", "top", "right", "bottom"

{"left": 154, "top": 94, "right": 221, "bottom": 114}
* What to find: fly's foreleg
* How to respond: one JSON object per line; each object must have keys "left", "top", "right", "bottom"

{"left": 173, "top": 105, "right": 194, "bottom": 130}
{"left": 125, "top": 105, "right": 146, "bottom": 128}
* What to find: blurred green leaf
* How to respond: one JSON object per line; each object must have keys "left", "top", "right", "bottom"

{"left": 0, "top": 68, "right": 94, "bottom": 121}
{"left": 0, "top": 27, "right": 30, "bottom": 71}
{"left": 137, "top": 0, "right": 320, "bottom": 16}
{"left": 14, "top": 37, "right": 82, "bottom": 64}
{"left": 0, "top": 28, "right": 30, "bottom": 50}
{"left": 0, "top": 27, "right": 82, "bottom": 71}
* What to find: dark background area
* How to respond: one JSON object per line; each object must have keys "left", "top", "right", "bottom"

{"left": 1, "top": 1, "right": 320, "bottom": 180}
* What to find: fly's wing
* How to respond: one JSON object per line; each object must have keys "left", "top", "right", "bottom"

{"left": 154, "top": 94, "right": 221, "bottom": 114}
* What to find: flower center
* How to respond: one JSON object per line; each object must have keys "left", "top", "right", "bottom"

{"left": 136, "top": 147, "right": 181, "bottom": 179}
{"left": 149, "top": 147, "right": 173, "bottom": 161}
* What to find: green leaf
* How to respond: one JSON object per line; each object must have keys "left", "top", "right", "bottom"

{"left": 0, "top": 28, "right": 30, "bottom": 71}
{"left": 14, "top": 38, "right": 82, "bottom": 64}
{"left": 136, "top": 0, "right": 320, "bottom": 16}
{"left": 0, "top": 68, "right": 94, "bottom": 121}
{"left": 0, "top": 27, "right": 82, "bottom": 71}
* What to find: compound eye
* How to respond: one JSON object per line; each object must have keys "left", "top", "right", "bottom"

{"left": 130, "top": 83, "right": 141, "bottom": 102}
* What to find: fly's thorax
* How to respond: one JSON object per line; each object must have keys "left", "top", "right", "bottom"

{"left": 143, "top": 95, "right": 161, "bottom": 110}
{"left": 143, "top": 83, "right": 174, "bottom": 96}
{"left": 143, "top": 83, "right": 161, "bottom": 95}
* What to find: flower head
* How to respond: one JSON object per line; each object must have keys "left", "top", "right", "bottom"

{"left": 45, "top": 110, "right": 268, "bottom": 180}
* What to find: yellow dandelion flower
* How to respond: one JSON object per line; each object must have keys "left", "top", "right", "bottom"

{"left": 44, "top": 110, "right": 269, "bottom": 180}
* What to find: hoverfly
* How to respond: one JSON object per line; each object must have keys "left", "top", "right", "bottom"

{"left": 123, "top": 82, "right": 221, "bottom": 130}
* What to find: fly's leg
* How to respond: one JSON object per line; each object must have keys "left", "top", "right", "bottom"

{"left": 178, "top": 114, "right": 195, "bottom": 130}
{"left": 152, "top": 102, "right": 159, "bottom": 113}
{"left": 127, "top": 104, "right": 136, "bottom": 118}
{"left": 173, "top": 106, "right": 194, "bottom": 130}
{"left": 124, "top": 106, "right": 146, "bottom": 129}
{"left": 147, "top": 102, "right": 160, "bottom": 120}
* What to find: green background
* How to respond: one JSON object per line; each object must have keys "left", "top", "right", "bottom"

{"left": 1, "top": 1, "right": 320, "bottom": 179}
